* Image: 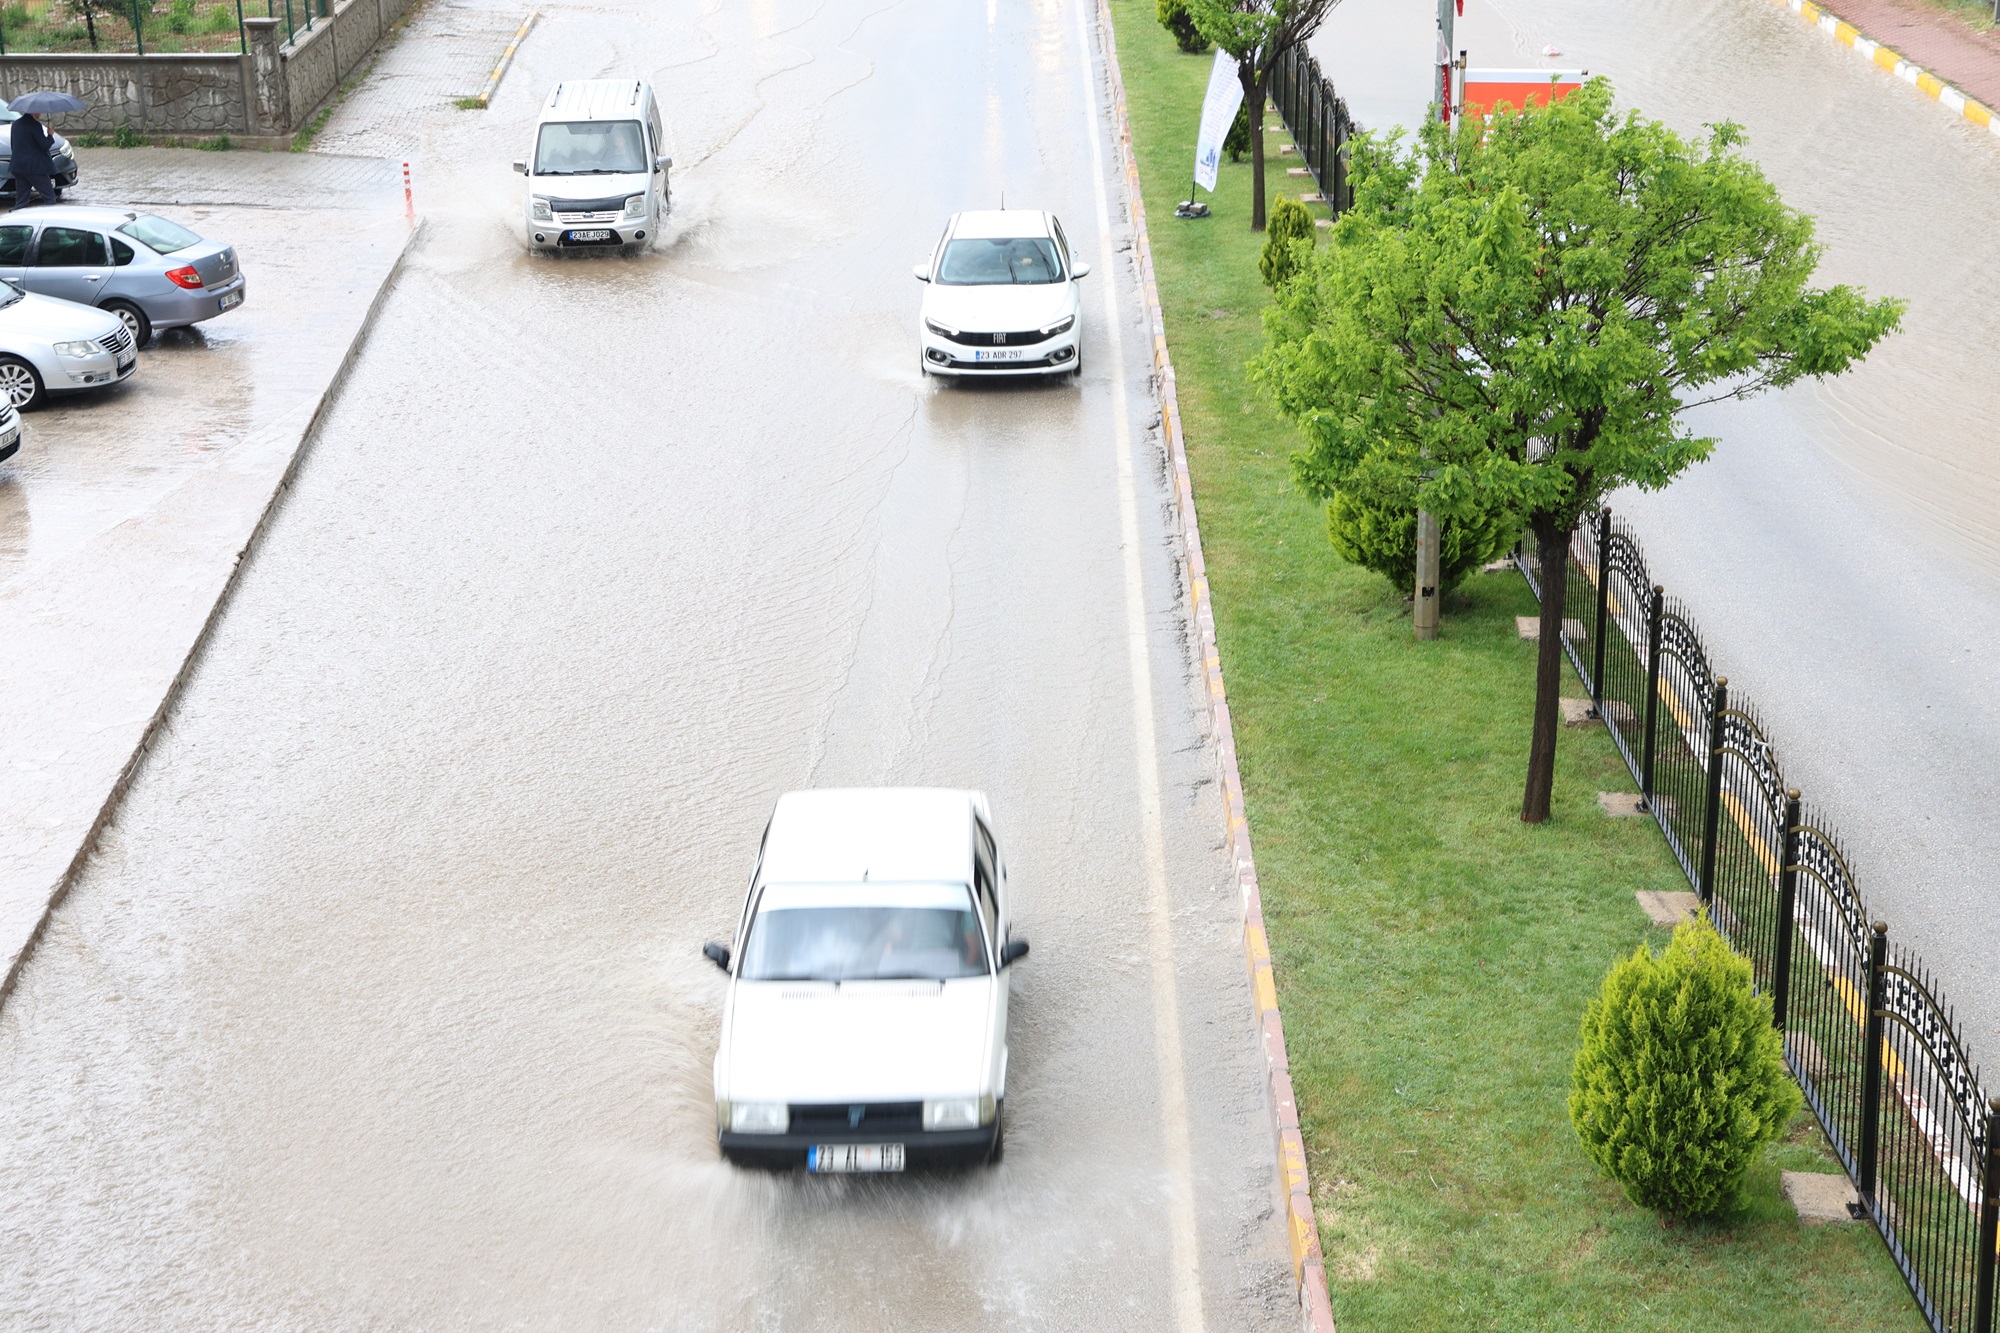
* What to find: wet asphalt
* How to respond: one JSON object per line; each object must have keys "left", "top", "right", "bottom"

{"left": 0, "top": 0, "right": 1296, "bottom": 1329}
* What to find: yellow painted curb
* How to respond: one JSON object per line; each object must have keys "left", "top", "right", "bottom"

{"left": 1773, "top": 0, "right": 2000, "bottom": 137}
{"left": 468, "top": 11, "right": 538, "bottom": 109}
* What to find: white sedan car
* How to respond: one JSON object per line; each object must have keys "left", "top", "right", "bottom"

{"left": 707, "top": 788, "right": 1028, "bottom": 1172}
{"left": 0, "top": 277, "right": 135, "bottom": 410}
{"left": 914, "top": 209, "right": 1089, "bottom": 379}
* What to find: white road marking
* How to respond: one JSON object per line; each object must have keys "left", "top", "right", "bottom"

{"left": 1069, "top": 2, "right": 1206, "bottom": 1329}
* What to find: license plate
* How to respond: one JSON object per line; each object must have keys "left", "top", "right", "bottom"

{"left": 218, "top": 290, "right": 243, "bottom": 310}
{"left": 117, "top": 353, "right": 135, "bottom": 372}
{"left": 974, "top": 348, "right": 1024, "bottom": 362}
{"left": 808, "top": 1143, "right": 905, "bottom": 1173}
{"left": 567, "top": 229, "right": 612, "bottom": 242}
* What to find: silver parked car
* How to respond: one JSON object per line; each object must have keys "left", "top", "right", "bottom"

{"left": 0, "top": 279, "right": 135, "bottom": 409}
{"left": 0, "top": 206, "right": 245, "bottom": 347}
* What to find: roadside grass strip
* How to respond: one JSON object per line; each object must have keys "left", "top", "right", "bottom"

{"left": 1104, "top": 2, "right": 1925, "bottom": 1326}
{"left": 1775, "top": 0, "right": 2000, "bottom": 133}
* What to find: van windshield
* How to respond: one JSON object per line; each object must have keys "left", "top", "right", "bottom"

{"left": 534, "top": 120, "right": 647, "bottom": 175}
{"left": 741, "top": 897, "right": 990, "bottom": 982}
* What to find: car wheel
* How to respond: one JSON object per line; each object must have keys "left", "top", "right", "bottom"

{"left": 987, "top": 1111, "right": 1005, "bottom": 1165}
{"left": 0, "top": 355, "right": 45, "bottom": 411}
{"left": 103, "top": 301, "right": 151, "bottom": 348}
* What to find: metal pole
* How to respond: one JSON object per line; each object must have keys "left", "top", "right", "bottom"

{"left": 1859, "top": 921, "right": 1888, "bottom": 1203}
{"left": 132, "top": 0, "right": 144, "bottom": 56}
{"left": 1773, "top": 789, "right": 1801, "bottom": 1030}
{"left": 1976, "top": 1095, "right": 1998, "bottom": 1333}
{"left": 1697, "top": 677, "right": 1729, "bottom": 906}
{"left": 1414, "top": 510, "right": 1440, "bottom": 641}
{"left": 236, "top": 0, "right": 246, "bottom": 54}
{"left": 1639, "top": 585, "right": 1664, "bottom": 807}
{"left": 1590, "top": 506, "right": 1611, "bottom": 704}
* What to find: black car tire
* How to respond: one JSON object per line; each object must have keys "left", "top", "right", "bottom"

{"left": 0, "top": 355, "right": 45, "bottom": 411}
{"left": 103, "top": 300, "right": 152, "bottom": 348}
{"left": 987, "top": 1110, "right": 1005, "bottom": 1165}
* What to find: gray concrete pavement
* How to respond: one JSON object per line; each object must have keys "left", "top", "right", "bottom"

{"left": 0, "top": 151, "right": 412, "bottom": 1000}
{"left": 0, "top": 1, "right": 1295, "bottom": 1328}
{"left": 1313, "top": 0, "right": 2000, "bottom": 1057}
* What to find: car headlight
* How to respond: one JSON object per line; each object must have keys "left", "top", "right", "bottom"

{"left": 923, "top": 1094, "right": 995, "bottom": 1131}
{"left": 623, "top": 194, "right": 647, "bottom": 218}
{"left": 924, "top": 317, "right": 958, "bottom": 339}
{"left": 53, "top": 340, "right": 98, "bottom": 358}
{"left": 531, "top": 199, "right": 553, "bottom": 222}
{"left": 1039, "top": 315, "right": 1076, "bottom": 337}
{"left": 727, "top": 1101, "right": 789, "bottom": 1134}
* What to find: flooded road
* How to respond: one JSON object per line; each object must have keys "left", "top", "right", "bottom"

{"left": 0, "top": 0, "right": 1293, "bottom": 1328}
{"left": 1314, "top": 0, "right": 2000, "bottom": 1055}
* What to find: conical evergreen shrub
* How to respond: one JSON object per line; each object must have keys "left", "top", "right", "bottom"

{"left": 1260, "top": 195, "right": 1315, "bottom": 289}
{"left": 1569, "top": 917, "right": 1801, "bottom": 1223}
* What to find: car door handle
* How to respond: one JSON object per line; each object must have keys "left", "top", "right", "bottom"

{"left": 83, "top": 274, "right": 102, "bottom": 282}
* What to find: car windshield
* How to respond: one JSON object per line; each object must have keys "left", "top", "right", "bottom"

{"left": 935, "top": 236, "right": 1064, "bottom": 285}
{"left": 117, "top": 215, "right": 201, "bottom": 254}
{"left": 533, "top": 120, "right": 647, "bottom": 175}
{"left": 741, "top": 891, "right": 989, "bottom": 982}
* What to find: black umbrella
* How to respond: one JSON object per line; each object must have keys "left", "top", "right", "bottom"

{"left": 6, "top": 92, "right": 88, "bottom": 115}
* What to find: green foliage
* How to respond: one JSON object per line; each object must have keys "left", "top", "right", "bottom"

{"left": 1224, "top": 100, "right": 1251, "bottom": 161}
{"left": 1155, "top": 0, "right": 1206, "bottom": 53}
{"left": 1325, "top": 486, "right": 1515, "bottom": 596}
{"left": 164, "top": 0, "right": 194, "bottom": 34}
{"left": 1570, "top": 918, "right": 1803, "bottom": 1223}
{"left": 194, "top": 132, "right": 231, "bottom": 151}
{"left": 0, "top": 2, "right": 29, "bottom": 29}
{"left": 111, "top": 121, "right": 141, "bottom": 148}
{"left": 1256, "top": 81, "right": 1905, "bottom": 541}
{"left": 1258, "top": 193, "right": 1314, "bottom": 288}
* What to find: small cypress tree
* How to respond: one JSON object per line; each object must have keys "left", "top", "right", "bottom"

{"left": 1325, "top": 488, "right": 1515, "bottom": 598}
{"left": 1569, "top": 918, "right": 1802, "bottom": 1223}
{"left": 1155, "top": 0, "right": 1208, "bottom": 53}
{"left": 1258, "top": 194, "right": 1314, "bottom": 289}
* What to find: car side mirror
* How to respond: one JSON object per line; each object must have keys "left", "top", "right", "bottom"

{"left": 655, "top": 155, "right": 672, "bottom": 172}
{"left": 999, "top": 937, "right": 1029, "bottom": 967}
{"left": 702, "top": 942, "right": 731, "bottom": 972}
{"left": 911, "top": 262, "right": 930, "bottom": 281}
{"left": 1070, "top": 261, "right": 1092, "bottom": 279}
{"left": 511, "top": 160, "right": 527, "bottom": 175}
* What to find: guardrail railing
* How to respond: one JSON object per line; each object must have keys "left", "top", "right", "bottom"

{"left": 1269, "top": 43, "right": 1353, "bottom": 215}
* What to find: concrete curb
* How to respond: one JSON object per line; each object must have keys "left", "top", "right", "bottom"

{"left": 0, "top": 215, "right": 427, "bottom": 1011}
{"left": 1773, "top": 0, "right": 2000, "bottom": 135}
{"left": 469, "top": 10, "right": 538, "bottom": 109}
{"left": 1090, "top": 5, "right": 1337, "bottom": 1330}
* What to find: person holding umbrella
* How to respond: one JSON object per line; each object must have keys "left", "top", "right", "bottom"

{"left": 5, "top": 91, "right": 86, "bottom": 209}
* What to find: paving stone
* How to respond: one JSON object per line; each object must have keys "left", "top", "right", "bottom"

{"left": 1516, "top": 616, "right": 1586, "bottom": 641}
{"left": 1597, "top": 791, "right": 1647, "bottom": 818}
{"left": 309, "top": 0, "right": 529, "bottom": 161}
{"left": 1299, "top": 192, "right": 1323, "bottom": 202}
{"left": 1482, "top": 557, "right": 1515, "bottom": 573}
{"left": 1635, "top": 890, "right": 1700, "bottom": 928}
{"left": 1286, "top": 167, "right": 1311, "bottom": 176}
{"left": 1782, "top": 1171, "right": 1861, "bottom": 1225}
{"left": 1787, "top": 1031, "right": 1831, "bottom": 1084}
{"left": 1561, "top": 696, "right": 1601, "bottom": 728}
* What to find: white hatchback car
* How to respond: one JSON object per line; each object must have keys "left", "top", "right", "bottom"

{"left": 707, "top": 788, "right": 1027, "bottom": 1172}
{"left": 914, "top": 209, "right": 1089, "bottom": 379}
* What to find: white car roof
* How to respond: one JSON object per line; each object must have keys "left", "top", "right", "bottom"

{"left": 759, "top": 788, "right": 986, "bottom": 886}
{"left": 540, "top": 79, "right": 650, "bottom": 121}
{"left": 951, "top": 210, "right": 1053, "bottom": 240}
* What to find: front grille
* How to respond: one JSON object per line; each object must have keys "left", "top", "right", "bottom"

{"left": 937, "top": 327, "right": 1052, "bottom": 347}
{"left": 788, "top": 1101, "right": 924, "bottom": 1136}
{"left": 554, "top": 210, "right": 620, "bottom": 225}
{"left": 97, "top": 326, "right": 133, "bottom": 357}
{"left": 549, "top": 194, "right": 630, "bottom": 213}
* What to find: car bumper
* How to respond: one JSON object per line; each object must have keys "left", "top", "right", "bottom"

{"left": 151, "top": 273, "right": 248, "bottom": 330}
{"left": 920, "top": 328, "right": 1078, "bottom": 376}
{"left": 56, "top": 350, "right": 135, "bottom": 389}
{"left": 526, "top": 218, "right": 655, "bottom": 249}
{"left": 0, "top": 426, "right": 18, "bottom": 464}
{"left": 2, "top": 166, "right": 78, "bottom": 190}
{"left": 719, "top": 1122, "right": 998, "bottom": 1169}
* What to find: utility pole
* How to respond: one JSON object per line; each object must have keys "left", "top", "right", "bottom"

{"left": 1414, "top": 511, "right": 1440, "bottom": 640}
{"left": 1436, "top": 0, "right": 1461, "bottom": 123}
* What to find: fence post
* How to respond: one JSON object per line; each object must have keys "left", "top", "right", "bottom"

{"left": 1773, "top": 789, "right": 1801, "bottom": 1030}
{"left": 1859, "top": 921, "right": 1888, "bottom": 1203}
{"left": 1590, "top": 507, "right": 1611, "bottom": 705}
{"left": 1639, "top": 585, "right": 1664, "bottom": 807}
{"left": 1697, "top": 676, "right": 1728, "bottom": 906}
{"left": 1976, "top": 1095, "right": 1998, "bottom": 1333}
{"left": 131, "top": 0, "right": 145, "bottom": 55}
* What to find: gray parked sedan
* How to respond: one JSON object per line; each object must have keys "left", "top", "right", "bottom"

{"left": 0, "top": 206, "right": 245, "bottom": 346}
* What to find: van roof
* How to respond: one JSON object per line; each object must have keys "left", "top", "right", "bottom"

{"left": 759, "top": 788, "right": 986, "bottom": 886}
{"left": 540, "top": 79, "right": 650, "bottom": 121}
{"left": 952, "top": 209, "right": 1053, "bottom": 240}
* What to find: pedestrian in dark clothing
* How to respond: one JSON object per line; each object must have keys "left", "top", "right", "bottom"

{"left": 9, "top": 113, "right": 58, "bottom": 208}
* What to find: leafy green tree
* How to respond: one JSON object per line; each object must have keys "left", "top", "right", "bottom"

{"left": 1325, "top": 486, "right": 1513, "bottom": 598}
{"left": 1183, "top": 0, "right": 1343, "bottom": 230}
{"left": 1258, "top": 193, "right": 1314, "bottom": 288}
{"left": 1254, "top": 83, "right": 1902, "bottom": 820}
{"left": 1156, "top": 0, "right": 1208, "bottom": 53}
{"left": 1569, "top": 917, "right": 1801, "bottom": 1223}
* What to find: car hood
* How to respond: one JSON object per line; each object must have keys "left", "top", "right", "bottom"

{"left": 923, "top": 282, "right": 1074, "bottom": 333}
{"left": 0, "top": 290, "right": 122, "bottom": 340}
{"left": 528, "top": 171, "right": 651, "bottom": 205}
{"left": 722, "top": 977, "right": 994, "bottom": 1103}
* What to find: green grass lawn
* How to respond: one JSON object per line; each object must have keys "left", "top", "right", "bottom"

{"left": 1103, "top": 3, "right": 1923, "bottom": 1328}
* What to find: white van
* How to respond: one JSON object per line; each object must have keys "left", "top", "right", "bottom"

{"left": 513, "top": 79, "right": 671, "bottom": 252}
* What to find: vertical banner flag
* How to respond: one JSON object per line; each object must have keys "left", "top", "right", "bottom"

{"left": 1193, "top": 50, "right": 1245, "bottom": 193}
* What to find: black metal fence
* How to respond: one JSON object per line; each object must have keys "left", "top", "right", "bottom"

{"left": 1520, "top": 509, "right": 2000, "bottom": 1333}
{"left": 1269, "top": 43, "right": 1352, "bottom": 214}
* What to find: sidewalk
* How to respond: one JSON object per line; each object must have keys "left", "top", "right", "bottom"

{"left": 1814, "top": 0, "right": 2000, "bottom": 108}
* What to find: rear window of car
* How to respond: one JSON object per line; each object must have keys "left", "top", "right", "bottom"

{"left": 116, "top": 215, "right": 200, "bottom": 254}
{"left": 935, "top": 237, "right": 1063, "bottom": 285}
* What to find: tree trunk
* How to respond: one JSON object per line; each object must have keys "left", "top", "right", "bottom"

{"left": 1520, "top": 513, "right": 1572, "bottom": 823}
{"left": 1248, "top": 86, "right": 1268, "bottom": 231}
